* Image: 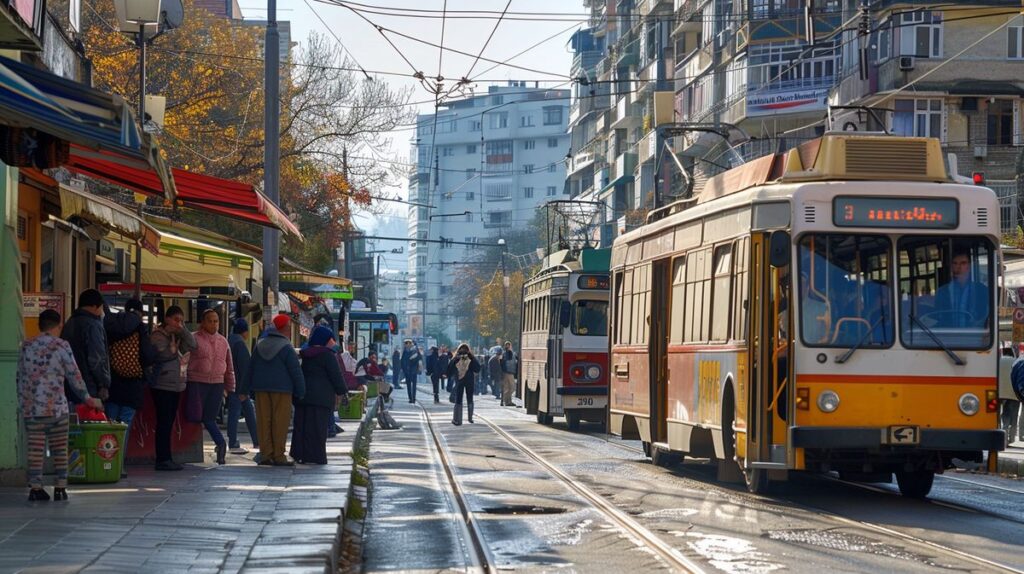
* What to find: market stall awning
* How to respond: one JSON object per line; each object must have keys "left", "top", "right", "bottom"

{"left": 64, "top": 149, "right": 302, "bottom": 239}
{"left": 59, "top": 184, "right": 161, "bottom": 256}
{"left": 101, "top": 231, "right": 259, "bottom": 293}
{"left": 280, "top": 271, "right": 353, "bottom": 300}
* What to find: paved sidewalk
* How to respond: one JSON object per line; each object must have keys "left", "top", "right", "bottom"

{"left": 0, "top": 417, "right": 365, "bottom": 574}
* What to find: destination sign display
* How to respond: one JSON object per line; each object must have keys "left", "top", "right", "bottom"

{"left": 577, "top": 275, "right": 610, "bottom": 290}
{"left": 833, "top": 197, "right": 958, "bottom": 229}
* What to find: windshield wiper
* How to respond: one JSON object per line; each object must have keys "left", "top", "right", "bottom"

{"left": 835, "top": 317, "right": 883, "bottom": 364}
{"left": 908, "top": 314, "right": 965, "bottom": 366}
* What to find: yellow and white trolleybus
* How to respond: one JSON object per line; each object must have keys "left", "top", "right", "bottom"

{"left": 609, "top": 134, "right": 1005, "bottom": 497}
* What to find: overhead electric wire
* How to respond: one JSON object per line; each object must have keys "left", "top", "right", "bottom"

{"left": 465, "top": 0, "right": 512, "bottom": 79}
{"left": 302, "top": 0, "right": 372, "bottom": 80}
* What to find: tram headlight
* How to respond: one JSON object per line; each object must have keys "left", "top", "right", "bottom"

{"left": 958, "top": 393, "right": 980, "bottom": 416}
{"left": 817, "top": 390, "right": 840, "bottom": 413}
{"left": 586, "top": 365, "right": 601, "bottom": 380}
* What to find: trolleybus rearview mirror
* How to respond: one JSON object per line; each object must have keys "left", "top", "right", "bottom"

{"left": 560, "top": 301, "right": 572, "bottom": 329}
{"left": 769, "top": 230, "right": 791, "bottom": 268}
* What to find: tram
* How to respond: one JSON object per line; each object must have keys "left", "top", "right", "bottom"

{"left": 343, "top": 310, "right": 398, "bottom": 361}
{"left": 520, "top": 248, "right": 611, "bottom": 429}
{"left": 609, "top": 133, "right": 1005, "bottom": 498}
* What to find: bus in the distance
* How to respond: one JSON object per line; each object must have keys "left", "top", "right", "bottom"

{"left": 609, "top": 133, "right": 1004, "bottom": 498}
{"left": 519, "top": 248, "right": 610, "bottom": 430}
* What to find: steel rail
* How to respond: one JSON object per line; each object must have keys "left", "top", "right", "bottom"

{"left": 587, "top": 431, "right": 1024, "bottom": 573}
{"left": 477, "top": 415, "right": 707, "bottom": 573}
{"left": 416, "top": 404, "right": 496, "bottom": 574}
{"left": 937, "top": 473, "right": 1024, "bottom": 496}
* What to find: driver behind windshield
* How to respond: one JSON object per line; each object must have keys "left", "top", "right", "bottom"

{"left": 933, "top": 250, "right": 989, "bottom": 329}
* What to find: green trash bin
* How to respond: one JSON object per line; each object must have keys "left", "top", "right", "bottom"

{"left": 68, "top": 422, "right": 128, "bottom": 484}
{"left": 338, "top": 391, "right": 366, "bottom": 420}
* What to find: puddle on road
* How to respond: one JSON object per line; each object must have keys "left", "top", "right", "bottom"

{"left": 483, "top": 505, "right": 569, "bottom": 515}
{"left": 671, "top": 531, "right": 784, "bottom": 574}
{"left": 764, "top": 528, "right": 964, "bottom": 570}
{"left": 638, "top": 508, "right": 699, "bottom": 519}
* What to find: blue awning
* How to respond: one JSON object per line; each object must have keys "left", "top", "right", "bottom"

{"left": 0, "top": 55, "right": 174, "bottom": 198}
{"left": 599, "top": 174, "right": 634, "bottom": 195}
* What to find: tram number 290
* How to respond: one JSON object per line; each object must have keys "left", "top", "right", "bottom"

{"left": 576, "top": 397, "right": 595, "bottom": 407}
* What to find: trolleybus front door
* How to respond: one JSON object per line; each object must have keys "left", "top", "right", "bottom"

{"left": 650, "top": 259, "right": 670, "bottom": 446}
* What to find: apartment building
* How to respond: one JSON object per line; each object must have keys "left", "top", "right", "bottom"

{"left": 407, "top": 83, "right": 571, "bottom": 340}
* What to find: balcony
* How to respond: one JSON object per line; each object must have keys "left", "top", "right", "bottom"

{"left": 638, "top": 0, "right": 671, "bottom": 17}
{"left": 611, "top": 95, "right": 642, "bottom": 130}
{"left": 616, "top": 151, "right": 638, "bottom": 178}
{"left": 0, "top": 0, "right": 42, "bottom": 50}
{"left": 674, "top": 44, "right": 712, "bottom": 84}
{"left": 637, "top": 131, "right": 656, "bottom": 164}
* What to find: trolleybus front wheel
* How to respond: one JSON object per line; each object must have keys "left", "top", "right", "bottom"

{"left": 566, "top": 412, "right": 581, "bottom": 431}
{"left": 895, "top": 469, "right": 934, "bottom": 499}
{"left": 536, "top": 411, "right": 553, "bottom": 425}
{"left": 722, "top": 387, "right": 769, "bottom": 494}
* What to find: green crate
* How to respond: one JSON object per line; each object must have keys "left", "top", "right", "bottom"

{"left": 338, "top": 391, "right": 366, "bottom": 420}
{"left": 68, "top": 422, "right": 128, "bottom": 484}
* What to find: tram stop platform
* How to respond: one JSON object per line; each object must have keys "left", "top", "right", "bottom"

{"left": 0, "top": 411, "right": 370, "bottom": 574}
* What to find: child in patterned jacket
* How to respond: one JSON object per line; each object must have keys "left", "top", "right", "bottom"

{"left": 17, "top": 309, "right": 103, "bottom": 502}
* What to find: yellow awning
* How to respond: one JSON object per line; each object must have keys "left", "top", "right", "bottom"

{"left": 59, "top": 184, "right": 161, "bottom": 255}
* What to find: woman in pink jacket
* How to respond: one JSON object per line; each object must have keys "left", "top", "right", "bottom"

{"left": 187, "top": 309, "right": 235, "bottom": 464}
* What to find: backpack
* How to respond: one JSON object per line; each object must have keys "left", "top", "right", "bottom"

{"left": 504, "top": 352, "right": 517, "bottom": 374}
{"left": 110, "top": 332, "right": 143, "bottom": 379}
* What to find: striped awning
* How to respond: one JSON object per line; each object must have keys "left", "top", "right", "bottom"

{"left": 59, "top": 184, "right": 161, "bottom": 256}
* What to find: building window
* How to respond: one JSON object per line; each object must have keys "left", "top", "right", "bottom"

{"left": 563, "top": 186, "right": 570, "bottom": 194}
{"left": 875, "top": 20, "right": 892, "bottom": 61}
{"left": 988, "top": 99, "right": 1015, "bottom": 145}
{"left": 547, "top": 137, "right": 559, "bottom": 148}
{"left": 489, "top": 112, "right": 508, "bottom": 129}
{"left": 1009, "top": 26, "right": 1024, "bottom": 59}
{"left": 417, "top": 255, "right": 427, "bottom": 267}
{"left": 465, "top": 168, "right": 476, "bottom": 180}
{"left": 899, "top": 11, "right": 942, "bottom": 59}
{"left": 520, "top": 114, "right": 535, "bottom": 127}
{"left": 492, "top": 95, "right": 504, "bottom": 105}
{"left": 524, "top": 140, "right": 536, "bottom": 150}
{"left": 485, "top": 140, "right": 513, "bottom": 172}
{"left": 892, "top": 98, "right": 941, "bottom": 138}
{"left": 440, "top": 119, "right": 457, "bottom": 133}
{"left": 546, "top": 186, "right": 557, "bottom": 196}
{"left": 441, "top": 146, "right": 454, "bottom": 157}
{"left": 485, "top": 183, "right": 513, "bottom": 200}
{"left": 524, "top": 187, "right": 534, "bottom": 198}
{"left": 487, "top": 211, "right": 511, "bottom": 226}
{"left": 524, "top": 164, "right": 534, "bottom": 174}
{"left": 543, "top": 105, "right": 563, "bottom": 125}
{"left": 547, "top": 164, "right": 556, "bottom": 173}
{"left": 469, "top": 120, "right": 481, "bottom": 131}
{"left": 466, "top": 144, "right": 477, "bottom": 154}
{"left": 465, "top": 191, "right": 475, "bottom": 200}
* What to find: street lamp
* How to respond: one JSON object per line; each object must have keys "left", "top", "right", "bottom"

{"left": 497, "top": 237, "right": 508, "bottom": 339}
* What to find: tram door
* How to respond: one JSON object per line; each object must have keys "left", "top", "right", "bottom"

{"left": 549, "top": 296, "right": 565, "bottom": 416}
{"left": 649, "top": 259, "right": 670, "bottom": 445}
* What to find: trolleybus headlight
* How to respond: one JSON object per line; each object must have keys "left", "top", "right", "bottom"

{"left": 587, "top": 365, "right": 601, "bottom": 380}
{"left": 817, "top": 390, "right": 840, "bottom": 413}
{"left": 958, "top": 393, "right": 980, "bottom": 416}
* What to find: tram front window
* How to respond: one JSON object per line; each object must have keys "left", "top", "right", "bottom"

{"left": 573, "top": 300, "right": 608, "bottom": 336}
{"left": 798, "top": 235, "right": 894, "bottom": 348}
{"left": 898, "top": 237, "right": 993, "bottom": 350}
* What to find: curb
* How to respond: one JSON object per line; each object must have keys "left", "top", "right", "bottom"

{"left": 997, "top": 456, "right": 1024, "bottom": 477}
{"left": 336, "top": 398, "right": 377, "bottom": 573}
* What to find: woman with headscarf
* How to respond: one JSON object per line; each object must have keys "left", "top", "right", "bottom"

{"left": 291, "top": 326, "right": 347, "bottom": 464}
{"left": 445, "top": 343, "right": 480, "bottom": 426}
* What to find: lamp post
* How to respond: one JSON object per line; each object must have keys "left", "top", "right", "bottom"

{"left": 114, "top": 0, "right": 162, "bottom": 299}
{"left": 498, "top": 238, "right": 508, "bottom": 339}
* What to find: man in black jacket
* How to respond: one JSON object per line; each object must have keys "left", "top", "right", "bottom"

{"left": 61, "top": 289, "right": 111, "bottom": 403}
{"left": 227, "top": 319, "right": 259, "bottom": 454}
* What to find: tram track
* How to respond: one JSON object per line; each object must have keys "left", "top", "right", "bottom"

{"left": 581, "top": 429, "right": 1024, "bottom": 573}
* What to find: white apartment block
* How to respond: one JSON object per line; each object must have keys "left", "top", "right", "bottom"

{"left": 407, "top": 83, "right": 571, "bottom": 341}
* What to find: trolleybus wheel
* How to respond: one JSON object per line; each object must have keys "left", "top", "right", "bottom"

{"left": 722, "top": 388, "right": 769, "bottom": 494}
{"left": 895, "top": 469, "right": 934, "bottom": 499}
{"left": 566, "top": 412, "right": 581, "bottom": 431}
{"left": 641, "top": 441, "right": 651, "bottom": 458}
{"left": 537, "top": 411, "right": 553, "bottom": 425}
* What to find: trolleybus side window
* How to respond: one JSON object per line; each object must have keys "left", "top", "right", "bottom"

{"left": 669, "top": 257, "right": 687, "bottom": 344}
{"left": 898, "top": 236, "right": 993, "bottom": 349}
{"left": 633, "top": 264, "right": 651, "bottom": 345}
{"left": 710, "top": 244, "right": 733, "bottom": 342}
{"left": 685, "top": 248, "right": 713, "bottom": 343}
{"left": 573, "top": 300, "right": 608, "bottom": 336}
{"left": 798, "top": 234, "right": 895, "bottom": 348}
{"left": 733, "top": 237, "right": 750, "bottom": 342}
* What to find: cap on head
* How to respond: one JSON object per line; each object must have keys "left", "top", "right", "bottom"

{"left": 272, "top": 314, "right": 290, "bottom": 332}
{"left": 233, "top": 318, "right": 250, "bottom": 334}
{"left": 125, "top": 299, "right": 144, "bottom": 314}
{"left": 308, "top": 325, "right": 333, "bottom": 347}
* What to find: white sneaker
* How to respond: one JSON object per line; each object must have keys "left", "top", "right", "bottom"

{"left": 230, "top": 446, "right": 249, "bottom": 455}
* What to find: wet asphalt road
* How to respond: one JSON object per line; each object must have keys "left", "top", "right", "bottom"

{"left": 363, "top": 394, "right": 1024, "bottom": 573}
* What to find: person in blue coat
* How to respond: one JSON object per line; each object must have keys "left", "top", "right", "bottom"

{"left": 400, "top": 339, "right": 422, "bottom": 403}
{"left": 243, "top": 314, "right": 305, "bottom": 466}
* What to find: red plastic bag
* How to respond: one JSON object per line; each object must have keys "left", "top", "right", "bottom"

{"left": 76, "top": 403, "right": 108, "bottom": 422}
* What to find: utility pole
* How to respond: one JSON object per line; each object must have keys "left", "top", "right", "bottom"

{"left": 262, "top": 0, "right": 281, "bottom": 309}
{"left": 342, "top": 148, "right": 353, "bottom": 282}
{"left": 132, "top": 28, "right": 147, "bottom": 299}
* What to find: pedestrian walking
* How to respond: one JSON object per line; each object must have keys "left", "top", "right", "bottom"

{"left": 18, "top": 309, "right": 104, "bottom": 501}
{"left": 426, "top": 346, "right": 439, "bottom": 402}
{"left": 391, "top": 348, "right": 402, "bottom": 389}
{"left": 292, "top": 326, "right": 347, "bottom": 465}
{"left": 446, "top": 344, "right": 480, "bottom": 425}
{"left": 187, "top": 309, "right": 235, "bottom": 465}
{"left": 400, "top": 339, "right": 422, "bottom": 403}
{"left": 149, "top": 305, "right": 196, "bottom": 471}
{"left": 244, "top": 314, "right": 305, "bottom": 466}
{"left": 439, "top": 345, "right": 453, "bottom": 393}
{"left": 1005, "top": 347, "right": 1023, "bottom": 444}
{"left": 103, "top": 298, "right": 156, "bottom": 478}
{"left": 488, "top": 348, "right": 503, "bottom": 400}
{"left": 60, "top": 289, "right": 111, "bottom": 403}
{"left": 227, "top": 319, "right": 259, "bottom": 454}
{"left": 501, "top": 342, "right": 518, "bottom": 406}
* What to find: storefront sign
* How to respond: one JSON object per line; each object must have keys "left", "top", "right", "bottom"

{"left": 747, "top": 87, "right": 829, "bottom": 117}
{"left": 22, "top": 292, "right": 64, "bottom": 317}
{"left": 1013, "top": 307, "right": 1024, "bottom": 344}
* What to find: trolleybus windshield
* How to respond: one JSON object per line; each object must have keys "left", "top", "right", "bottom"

{"left": 572, "top": 300, "right": 608, "bottom": 336}
{"left": 898, "top": 236, "right": 993, "bottom": 350}
{"left": 798, "top": 234, "right": 895, "bottom": 348}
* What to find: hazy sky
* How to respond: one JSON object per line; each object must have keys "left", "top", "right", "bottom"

{"left": 238, "top": 0, "right": 581, "bottom": 269}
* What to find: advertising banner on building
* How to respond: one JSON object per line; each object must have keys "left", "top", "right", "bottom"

{"left": 747, "top": 87, "right": 829, "bottom": 117}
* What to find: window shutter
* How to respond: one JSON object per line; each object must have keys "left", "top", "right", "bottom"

{"left": 1014, "top": 99, "right": 1022, "bottom": 146}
